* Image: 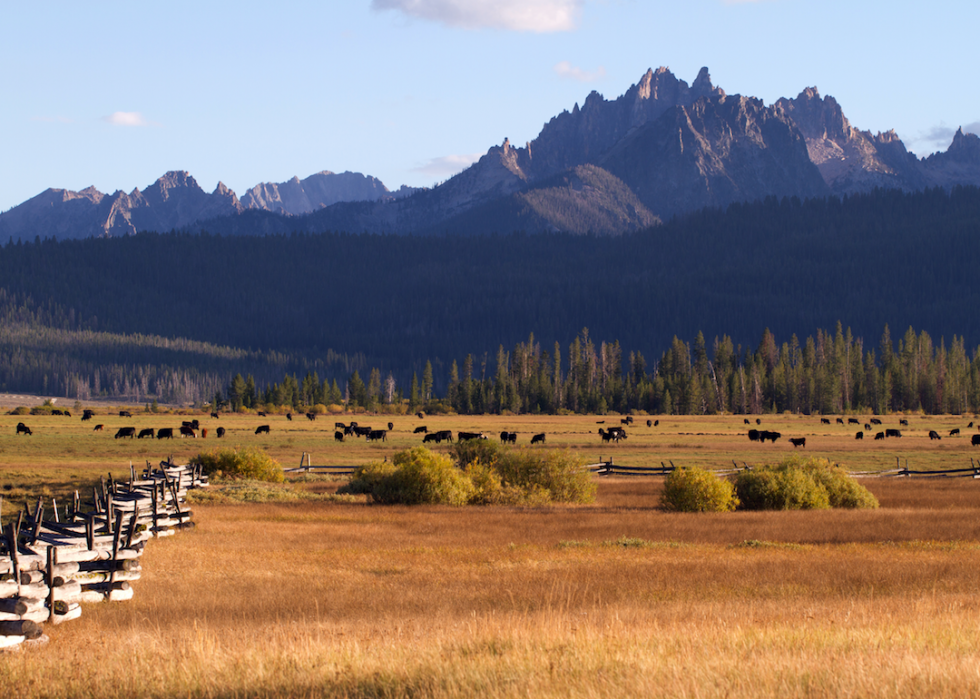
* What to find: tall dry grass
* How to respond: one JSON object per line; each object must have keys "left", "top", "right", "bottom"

{"left": 3, "top": 480, "right": 980, "bottom": 697}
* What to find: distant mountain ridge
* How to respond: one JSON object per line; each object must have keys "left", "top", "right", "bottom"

{"left": 2, "top": 66, "right": 979, "bottom": 242}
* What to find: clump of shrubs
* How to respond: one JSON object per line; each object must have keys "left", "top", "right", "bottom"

{"left": 341, "top": 443, "right": 595, "bottom": 506}
{"left": 662, "top": 456, "right": 877, "bottom": 513}
{"left": 190, "top": 447, "right": 284, "bottom": 483}
{"left": 734, "top": 456, "right": 878, "bottom": 511}
{"left": 661, "top": 466, "right": 739, "bottom": 512}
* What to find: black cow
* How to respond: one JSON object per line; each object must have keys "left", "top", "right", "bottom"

{"left": 115, "top": 427, "right": 136, "bottom": 439}
{"left": 63, "top": 410, "right": 71, "bottom": 418}
{"left": 353, "top": 426, "right": 373, "bottom": 438}
{"left": 335, "top": 422, "right": 347, "bottom": 429}
{"left": 599, "top": 428, "right": 624, "bottom": 443}
{"left": 836, "top": 418, "right": 844, "bottom": 425}
{"left": 416, "top": 412, "right": 424, "bottom": 419}
{"left": 366, "top": 429, "right": 387, "bottom": 442}
{"left": 950, "top": 428, "right": 961, "bottom": 436}
{"left": 530, "top": 433, "right": 546, "bottom": 445}
{"left": 255, "top": 425, "right": 270, "bottom": 435}
{"left": 286, "top": 413, "right": 293, "bottom": 421}
{"left": 848, "top": 418, "right": 860, "bottom": 425}
{"left": 655, "top": 420, "right": 659, "bottom": 426}
{"left": 865, "top": 423, "right": 872, "bottom": 431}
{"left": 886, "top": 429, "right": 902, "bottom": 438}
{"left": 789, "top": 437, "right": 806, "bottom": 448}
{"left": 969, "top": 422, "right": 975, "bottom": 428}
{"left": 15, "top": 422, "right": 32, "bottom": 436}
{"left": 820, "top": 418, "right": 830, "bottom": 425}
{"left": 334, "top": 431, "right": 344, "bottom": 442}
{"left": 646, "top": 419, "right": 652, "bottom": 427}
{"left": 119, "top": 410, "right": 132, "bottom": 418}
{"left": 216, "top": 427, "right": 226, "bottom": 438}
{"left": 457, "top": 431, "right": 486, "bottom": 441}
{"left": 748, "top": 429, "right": 761, "bottom": 442}
{"left": 900, "top": 419, "right": 909, "bottom": 426}
{"left": 179, "top": 425, "right": 197, "bottom": 438}
{"left": 137, "top": 428, "right": 155, "bottom": 439}
{"left": 874, "top": 432, "right": 885, "bottom": 440}
{"left": 855, "top": 431, "right": 864, "bottom": 440}
{"left": 423, "top": 433, "right": 440, "bottom": 443}
{"left": 413, "top": 426, "right": 428, "bottom": 434}
{"left": 257, "top": 411, "right": 266, "bottom": 417}
{"left": 972, "top": 434, "right": 980, "bottom": 446}
{"left": 870, "top": 418, "right": 882, "bottom": 425}
{"left": 744, "top": 419, "right": 750, "bottom": 425}
{"left": 388, "top": 422, "right": 394, "bottom": 431}
{"left": 81, "top": 410, "right": 94, "bottom": 421}
{"left": 760, "top": 430, "right": 781, "bottom": 443}
{"left": 435, "top": 430, "right": 453, "bottom": 443}
{"left": 211, "top": 412, "right": 219, "bottom": 419}
{"left": 157, "top": 427, "right": 174, "bottom": 439}
{"left": 929, "top": 430, "right": 941, "bottom": 440}
{"left": 306, "top": 413, "right": 317, "bottom": 421}
{"left": 756, "top": 418, "right": 761, "bottom": 425}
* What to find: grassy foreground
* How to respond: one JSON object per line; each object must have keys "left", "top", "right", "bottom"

{"left": 1, "top": 478, "right": 980, "bottom": 698}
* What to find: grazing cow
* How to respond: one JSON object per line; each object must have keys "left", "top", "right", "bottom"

{"left": 255, "top": 425, "right": 270, "bottom": 435}
{"left": 179, "top": 425, "right": 197, "bottom": 438}
{"left": 621, "top": 418, "right": 630, "bottom": 425}
{"left": 760, "top": 430, "right": 781, "bottom": 443}
{"left": 216, "top": 427, "right": 226, "bottom": 438}
{"left": 353, "top": 426, "right": 373, "bottom": 438}
{"left": 388, "top": 422, "right": 394, "bottom": 431}
{"left": 64, "top": 410, "right": 71, "bottom": 418}
{"left": 119, "top": 410, "right": 132, "bottom": 418}
{"left": 93, "top": 424, "right": 104, "bottom": 432}
{"left": 137, "top": 428, "right": 155, "bottom": 439}
{"left": 457, "top": 431, "right": 486, "bottom": 442}
{"left": 286, "top": 413, "right": 292, "bottom": 421}
{"left": 423, "top": 433, "right": 440, "bottom": 443}
{"left": 183, "top": 419, "right": 201, "bottom": 431}
{"left": 855, "top": 431, "right": 864, "bottom": 440}
{"left": 789, "top": 437, "right": 806, "bottom": 448}
{"left": 81, "top": 410, "right": 94, "bottom": 421}
{"left": 820, "top": 418, "right": 830, "bottom": 425}
{"left": 972, "top": 434, "right": 980, "bottom": 446}
{"left": 413, "top": 426, "right": 428, "bottom": 434}
{"left": 836, "top": 418, "right": 844, "bottom": 425}
{"left": 334, "top": 431, "right": 344, "bottom": 442}
{"left": 530, "top": 433, "right": 546, "bottom": 445}
{"left": 874, "top": 432, "right": 885, "bottom": 440}
{"left": 114, "top": 427, "right": 136, "bottom": 439}
{"left": 756, "top": 418, "right": 761, "bottom": 425}
{"left": 51, "top": 409, "right": 64, "bottom": 416}
{"left": 156, "top": 427, "right": 174, "bottom": 439}
{"left": 885, "top": 429, "right": 902, "bottom": 438}
{"left": 748, "top": 429, "right": 761, "bottom": 442}
{"left": 646, "top": 419, "right": 652, "bottom": 427}
{"left": 257, "top": 411, "right": 266, "bottom": 417}
{"left": 500, "top": 431, "right": 517, "bottom": 444}
{"left": 344, "top": 425, "right": 355, "bottom": 437}
{"left": 435, "top": 430, "right": 453, "bottom": 443}
{"left": 865, "top": 423, "right": 872, "bottom": 431}
{"left": 306, "top": 413, "right": 317, "bottom": 421}
{"left": 211, "top": 412, "right": 219, "bottom": 419}
{"left": 15, "top": 422, "right": 32, "bottom": 436}
{"left": 950, "top": 428, "right": 961, "bottom": 436}
{"left": 848, "top": 418, "right": 860, "bottom": 425}
{"left": 599, "top": 428, "right": 625, "bottom": 443}
{"left": 366, "top": 429, "right": 387, "bottom": 442}
{"left": 900, "top": 419, "right": 909, "bottom": 426}
{"left": 929, "top": 430, "right": 941, "bottom": 440}
{"left": 744, "top": 419, "right": 750, "bottom": 425}
{"left": 870, "top": 418, "right": 882, "bottom": 425}
{"left": 655, "top": 420, "right": 659, "bottom": 426}
{"left": 416, "top": 412, "right": 424, "bottom": 419}
{"left": 969, "top": 422, "right": 975, "bottom": 428}
{"left": 335, "top": 422, "right": 347, "bottom": 429}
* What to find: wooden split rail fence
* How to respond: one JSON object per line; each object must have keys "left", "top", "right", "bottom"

{"left": 283, "top": 452, "right": 357, "bottom": 477}
{"left": 0, "top": 459, "right": 208, "bottom": 651}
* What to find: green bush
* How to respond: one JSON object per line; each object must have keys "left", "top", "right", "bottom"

{"left": 493, "top": 449, "right": 596, "bottom": 504}
{"left": 661, "top": 466, "right": 739, "bottom": 512}
{"left": 451, "top": 438, "right": 502, "bottom": 469}
{"left": 190, "top": 447, "right": 284, "bottom": 483}
{"left": 787, "top": 456, "right": 879, "bottom": 509}
{"left": 341, "top": 447, "right": 474, "bottom": 505}
{"left": 733, "top": 456, "right": 878, "bottom": 511}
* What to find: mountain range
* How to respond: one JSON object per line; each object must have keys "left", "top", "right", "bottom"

{"left": 3, "top": 66, "right": 979, "bottom": 242}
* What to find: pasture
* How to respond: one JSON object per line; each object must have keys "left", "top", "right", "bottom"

{"left": 2, "top": 407, "right": 980, "bottom": 697}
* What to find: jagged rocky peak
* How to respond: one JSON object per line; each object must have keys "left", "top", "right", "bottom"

{"left": 945, "top": 127, "right": 980, "bottom": 160}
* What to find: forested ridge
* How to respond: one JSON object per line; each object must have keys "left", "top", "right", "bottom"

{"left": 1, "top": 186, "right": 979, "bottom": 413}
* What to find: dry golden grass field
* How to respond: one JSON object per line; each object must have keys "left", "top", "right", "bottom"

{"left": 2, "top": 407, "right": 980, "bottom": 697}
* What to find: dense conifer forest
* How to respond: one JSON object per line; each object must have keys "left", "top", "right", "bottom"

{"left": 1, "top": 186, "right": 979, "bottom": 413}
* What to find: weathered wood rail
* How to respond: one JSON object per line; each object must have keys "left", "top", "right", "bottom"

{"left": 283, "top": 452, "right": 357, "bottom": 477}
{"left": 0, "top": 458, "right": 207, "bottom": 651}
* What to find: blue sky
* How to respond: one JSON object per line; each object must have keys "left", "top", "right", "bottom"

{"left": 2, "top": 0, "right": 977, "bottom": 212}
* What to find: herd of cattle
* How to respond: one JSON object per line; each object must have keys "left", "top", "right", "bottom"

{"left": 747, "top": 417, "right": 980, "bottom": 447}
{"left": 12, "top": 409, "right": 980, "bottom": 450}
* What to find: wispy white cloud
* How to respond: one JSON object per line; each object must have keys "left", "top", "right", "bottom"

{"left": 371, "top": 0, "right": 583, "bottom": 32}
{"left": 103, "top": 111, "right": 152, "bottom": 127}
{"left": 553, "top": 61, "right": 606, "bottom": 83}
{"left": 907, "top": 121, "right": 980, "bottom": 155}
{"left": 412, "top": 153, "right": 482, "bottom": 177}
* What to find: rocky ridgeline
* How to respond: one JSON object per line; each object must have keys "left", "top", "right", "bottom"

{"left": 0, "top": 460, "right": 207, "bottom": 651}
